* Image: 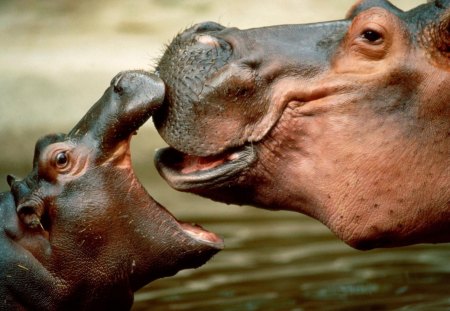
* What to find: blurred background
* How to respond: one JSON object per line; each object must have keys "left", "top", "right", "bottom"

{"left": 2, "top": 1, "right": 449, "bottom": 310}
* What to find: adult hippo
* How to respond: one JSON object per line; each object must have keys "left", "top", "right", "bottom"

{"left": 153, "top": 0, "right": 450, "bottom": 250}
{"left": 0, "top": 71, "right": 222, "bottom": 310}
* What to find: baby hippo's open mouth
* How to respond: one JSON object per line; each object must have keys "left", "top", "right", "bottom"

{"left": 155, "top": 145, "right": 256, "bottom": 191}
{"left": 2, "top": 70, "right": 225, "bottom": 310}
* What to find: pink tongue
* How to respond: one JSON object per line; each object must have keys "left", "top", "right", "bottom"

{"left": 180, "top": 154, "right": 226, "bottom": 174}
{"left": 180, "top": 223, "right": 224, "bottom": 246}
{"left": 179, "top": 151, "right": 239, "bottom": 174}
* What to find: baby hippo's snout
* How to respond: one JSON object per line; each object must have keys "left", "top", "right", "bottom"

{"left": 70, "top": 70, "right": 165, "bottom": 148}
{"left": 111, "top": 70, "right": 165, "bottom": 114}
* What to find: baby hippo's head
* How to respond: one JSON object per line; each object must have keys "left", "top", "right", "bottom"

{"left": 3, "top": 71, "right": 222, "bottom": 310}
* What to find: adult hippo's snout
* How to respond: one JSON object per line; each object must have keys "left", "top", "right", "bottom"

{"left": 154, "top": 0, "right": 450, "bottom": 249}
{"left": 154, "top": 20, "right": 346, "bottom": 157}
{"left": 154, "top": 22, "right": 234, "bottom": 156}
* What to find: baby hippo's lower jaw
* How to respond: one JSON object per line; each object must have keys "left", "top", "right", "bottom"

{"left": 181, "top": 222, "right": 224, "bottom": 248}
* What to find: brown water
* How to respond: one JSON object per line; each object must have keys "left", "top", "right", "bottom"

{"left": 1, "top": 0, "right": 448, "bottom": 310}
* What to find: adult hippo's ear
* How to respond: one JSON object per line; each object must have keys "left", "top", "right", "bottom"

{"left": 420, "top": 4, "right": 450, "bottom": 68}
{"left": 68, "top": 71, "right": 165, "bottom": 161}
{"left": 346, "top": 0, "right": 403, "bottom": 19}
{"left": 435, "top": 0, "right": 450, "bottom": 9}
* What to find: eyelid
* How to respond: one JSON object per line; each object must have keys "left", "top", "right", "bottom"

{"left": 359, "top": 22, "right": 386, "bottom": 37}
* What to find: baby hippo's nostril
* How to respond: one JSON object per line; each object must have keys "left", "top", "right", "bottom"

{"left": 110, "top": 70, "right": 165, "bottom": 112}
{"left": 112, "top": 74, "right": 124, "bottom": 95}
{"left": 7, "top": 174, "right": 17, "bottom": 188}
{"left": 192, "top": 21, "right": 226, "bottom": 33}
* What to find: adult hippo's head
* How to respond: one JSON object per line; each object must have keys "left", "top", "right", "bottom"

{"left": 1, "top": 71, "right": 222, "bottom": 310}
{"left": 154, "top": 0, "right": 450, "bottom": 249}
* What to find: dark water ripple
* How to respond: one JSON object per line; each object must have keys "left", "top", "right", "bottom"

{"left": 131, "top": 212, "right": 450, "bottom": 311}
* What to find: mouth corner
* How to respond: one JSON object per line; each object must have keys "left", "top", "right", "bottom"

{"left": 154, "top": 144, "right": 256, "bottom": 191}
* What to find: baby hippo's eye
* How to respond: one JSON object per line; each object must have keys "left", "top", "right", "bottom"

{"left": 55, "top": 151, "right": 69, "bottom": 168}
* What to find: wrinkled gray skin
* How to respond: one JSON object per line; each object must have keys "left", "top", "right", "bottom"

{"left": 154, "top": 0, "right": 450, "bottom": 249}
{"left": 0, "top": 71, "right": 222, "bottom": 310}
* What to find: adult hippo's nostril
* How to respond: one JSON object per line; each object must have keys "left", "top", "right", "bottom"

{"left": 177, "top": 22, "right": 227, "bottom": 42}
{"left": 192, "top": 21, "right": 226, "bottom": 33}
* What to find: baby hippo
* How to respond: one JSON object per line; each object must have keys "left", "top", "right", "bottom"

{"left": 0, "top": 71, "right": 223, "bottom": 310}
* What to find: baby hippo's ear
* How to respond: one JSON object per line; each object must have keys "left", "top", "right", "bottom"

{"left": 68, "top": 70, "right": 165, "bottom": 158}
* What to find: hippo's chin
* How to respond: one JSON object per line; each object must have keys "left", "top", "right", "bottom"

{"left": 155, "top": 145, "right": 256, "bottom": 191}
{"left": 180, "top": 222, "right": 224, "bottom": 247}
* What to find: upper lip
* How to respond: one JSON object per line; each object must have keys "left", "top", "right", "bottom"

{"left": 154, "top": 144, "right": 256, "bottom": 190}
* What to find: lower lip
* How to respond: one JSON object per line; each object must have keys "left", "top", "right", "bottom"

{"left": 180, "top": 222, "right": 224, "bottom": 248}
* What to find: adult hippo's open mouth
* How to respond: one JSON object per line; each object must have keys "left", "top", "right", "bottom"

{"left": 154, "top": 0, "right": 450, "bottom": 250}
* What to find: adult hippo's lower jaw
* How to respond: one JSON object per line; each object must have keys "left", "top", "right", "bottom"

{"left": 155, "top": 144, "right": 256, "bottom": 192}
{"left": 154, "top": 0, "right": 450, "bottom": 250}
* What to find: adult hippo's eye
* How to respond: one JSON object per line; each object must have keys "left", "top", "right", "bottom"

{"left": 55, "top": 151, "right": 69, "bottom": 169}
{"left": 361, "top": 29, "right": 383, "bottom": 44}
